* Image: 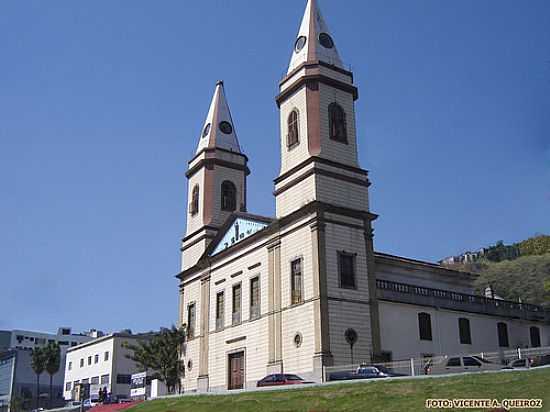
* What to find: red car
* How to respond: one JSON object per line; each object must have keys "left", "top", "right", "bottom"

{"left": 256, "top": 373, "right": 312, "bottom": 387}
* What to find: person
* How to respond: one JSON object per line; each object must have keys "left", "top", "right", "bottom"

{"left": 423, "top": 359, "right": 432, "bottom": 375}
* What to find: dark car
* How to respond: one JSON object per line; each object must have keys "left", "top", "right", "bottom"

{"left": 329, "top": 365, "right": 401, "bottom": 381}
{"left": 256, "top": 373, "right": 312, "bottom": 387}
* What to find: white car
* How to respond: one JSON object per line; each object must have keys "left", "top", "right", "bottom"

{"left": 437, "top": 355, "right": 502, "bottom": 373}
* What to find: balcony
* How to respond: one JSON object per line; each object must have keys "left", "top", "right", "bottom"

{"left": 376, "top": 279, "right": 550, "bottom": 323}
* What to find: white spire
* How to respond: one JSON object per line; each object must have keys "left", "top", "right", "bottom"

{"left": 195, "top": 81, "right": 241, "bottom": 154}
{"left": 287, "top": 0, "right": 344, "bottom": 74}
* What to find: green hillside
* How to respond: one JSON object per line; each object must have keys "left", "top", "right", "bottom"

{"left": 128, "top": 368, "right": 550, "bottom": 412}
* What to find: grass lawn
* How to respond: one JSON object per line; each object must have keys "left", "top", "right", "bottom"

{"left": 128, "top": 368, "right": 550, "bottom": 412}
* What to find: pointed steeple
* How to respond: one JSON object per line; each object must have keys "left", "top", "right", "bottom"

{"left": 287, "top": 0, "right": 344, "bottom": 74}
{"left": 195, "top": 80, "right": 241, "bottom": 154}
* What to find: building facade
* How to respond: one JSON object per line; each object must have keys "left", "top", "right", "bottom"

{"left": 0, "top": 328, "right": 95, "bottom": 412}
{"left": 176, "top": 0, "right": 550, "bottom": 392}
{"left": 62, "top": 332, "right": 153, "bottom": 402}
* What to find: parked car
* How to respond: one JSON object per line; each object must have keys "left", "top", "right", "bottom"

{"left": 329, "top": 365, "right": 402, "bottom": 381}
{"left": 506, "top": 355, "right": 550, "bottom": 369}
{"left": 65, "top": 401, "right": 82, "bottom": 408}
{"left": 437, "top": 356, "right": 502, "bottom": 374}
{"left": 256, "top": 373, "right": 313, "bottom": 387}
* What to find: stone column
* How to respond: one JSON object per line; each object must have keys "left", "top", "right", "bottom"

{"left": 266, "top": 238, "right": 283, "bottom": 374}
{"left": 311, "top": 216, "right": 333, "bottom": 381}
{"left": 197, "top": 274, "right": 211, "bottom": 392}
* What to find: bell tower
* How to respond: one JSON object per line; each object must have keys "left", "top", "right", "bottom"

{"left": 181, "top": 81, "right": 249, "bottom": 270}
{"left": 274, "top": 0, "right": 369, "bottom": 218}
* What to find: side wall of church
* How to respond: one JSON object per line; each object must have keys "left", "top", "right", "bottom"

{"left": 379, "top": 300, "right": 550, "bottom": 361}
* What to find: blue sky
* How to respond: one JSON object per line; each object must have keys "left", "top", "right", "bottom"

{"left": 1, "top": 0, "right": 549, "bottom": 334}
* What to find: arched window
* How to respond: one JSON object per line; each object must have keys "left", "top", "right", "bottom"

{"left": 287, "top": 109, "right": 299, "bottom": 148}
{"left": 418, "top": 312, "right": 432, "bottom": 341}
{"left": 221, "top": 180, "right": 237, "bottom": 211}
{"left": 328, "top": 102, "right": 347, "bottom": 143}
{"left": 530, "top": 326, "right": 541, "bottom": 348}
{"left": 458, "top": 318, "right": 472, "bottom": 344}
{"left": 190, "top": 185, "right": 199, "bottom": 215}
{"left": 497, "top": 322, "right": 509, "bottom": 347}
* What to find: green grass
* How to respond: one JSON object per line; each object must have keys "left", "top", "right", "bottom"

{"left": 128, "top": 368, "right": 550, "bottom": 412}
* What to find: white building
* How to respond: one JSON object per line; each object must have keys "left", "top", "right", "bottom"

{"left": 0, "top": 328, "right": 95, "bottom": 412}
{"left": 175, "top": 0, "right": 550, "bottom": 392}
{"left": 63, "top": 332, "right": 153, "bottom": 402}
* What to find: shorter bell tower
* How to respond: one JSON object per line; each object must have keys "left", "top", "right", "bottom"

{"left": 181, "top": 81, "right": 249, "bottom": 270}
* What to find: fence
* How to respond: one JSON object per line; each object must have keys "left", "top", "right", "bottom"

{"left": 323, "top": 345, "right": 550, "bottom": 381}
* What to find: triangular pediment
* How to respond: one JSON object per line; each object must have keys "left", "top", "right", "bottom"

{"left": 210, "top": 216, "right": 270, "bottom": 256}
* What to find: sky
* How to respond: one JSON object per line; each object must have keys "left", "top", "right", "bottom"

{"left": 1, "top": 0, "right": 549, "bottom": 335}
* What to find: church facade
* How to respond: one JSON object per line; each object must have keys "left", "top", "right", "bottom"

{"left": 176, "top": 0, "right": 550, "bottom": 392}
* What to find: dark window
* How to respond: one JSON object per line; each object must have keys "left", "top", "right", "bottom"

{"left": 250, "top": 277, "right": 260, "bottom": 320}
{"left": 94, "top": 354, "right": 99, "bottom": 364}
{"left": 219, "top": 121, "right": 233, "bottom": 134}
{"left": 190, "top": 185, "right": 199, "bottom": 215}
{"left": 68, "top": 362, "right": 72, "bottom": 371}
{"left": 458, "top": 318, "right": 472, "bottom": 344}
{"left": 202, "top": 123, "right": 211, "bottom": 138}
{"left": 338, "top": 252, "right": 356, "bottom": 289}
{"left": 463, "top": 357, "right": 481, "bottom": 367}
{"left": 446, "top": 357, "right": 461, "bottom": 367}
{"left": 232, "top": 283, "right": 242, "bottom": 325}
{"left": 221, "top": 181, "right": 237, "bottom": 211}
{"left": 318, "top": 33, "right": 334, "bottom": 49}
{"left": 328, "top": 102, "right": 347, "bottom": 143}
{"left": 104, "top": 351, "right": 109, "bottom": 361}
{"left": 418, "top": 312, "right": 432, "bottom": 341}
{"left": 80, "top": 358, "right": 84, "bottom": 368}
{"left": 116, "top": 374, "right": 131, "bottom": 385}
{"left": 91, "top": 376, "right": 99, "bottom": 385}
{"left": 497, "top": 322, "right": 509, "bottom": 347}
{"left": 287, "top": 110, "right": 299, "bottom": 148}
{"left": 87, "top": 356, "right": 92, "bottom": 365}
{"left": 100, "top": 374, "right": 109, "bottom": 385}
{"left": 530, "top": 327, "right": 541, "bottom": 348}
{"left": 294, "top": 36, "right": 306, "bottom": 53}
{"left": 187, "top": 303, "right": 196, "bottom": 339}
{"left": 216, "top": 291, "right": 225, "bottom": 330}
{"left": 65, "top": 382, "right": 72, "bottom": 391}
{"left": 291, "top": 258, "right": 303, "bottom": 304}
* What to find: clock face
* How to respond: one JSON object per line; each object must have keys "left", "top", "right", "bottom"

{"left": 294, "top": 36, "right": 307, "bottom": 53}
{"left": 219, "top": 121, "right": 233, "bottom": 134}
{"left": 319, "top": 33, "right": 334, "bottom": 49}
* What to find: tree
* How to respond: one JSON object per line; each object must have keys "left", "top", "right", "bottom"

{"left": 544, "top": 279, "right": 550, "bottom": 303}
{"left": 31, "top": 347, "right": 47, "bottom": 410}
{"left": 124, "top": 326, "right": 186, "bottom": 394}
{"left": 44, "top": 342, "right": 61, "bottom": 408}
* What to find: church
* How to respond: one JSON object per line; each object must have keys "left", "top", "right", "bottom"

{"left": 176, "top": 0, "right": 549, "bottom": 392}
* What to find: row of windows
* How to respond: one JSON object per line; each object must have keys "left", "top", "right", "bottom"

{"left": 190, "top": 181, "right": 237, "bottom": 216}
{"left": 286, "top": 102, "right": 348, "bottom": 148}
{"left": 15, "top": 335, "right": 79, "bottom": 347}
{"left": 185, "top": 251, "right": 357, "bottom": 336}
{"left": 417, "top": 312, "right": 542, "bottom": 348}
{"left": 69, "top": 351, "right": 109, "bottom": 370}
{"left": 64, "top": 374, "right": 128, "bottom": 391}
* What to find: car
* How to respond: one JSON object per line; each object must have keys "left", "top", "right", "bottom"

{"left": 506, "top": 355, "right": 550, "bottom": 369}
{"left": 437, "top": 355, "right": 502, "bottom": 374}
{"left": 256, "top": 373, "right": 313, "bottom": 387}
{"left": 65, "top": 401, "right": 82, "bottom": 408}
{"left": 329, "top": 365, "right": 400, "bottom": 381}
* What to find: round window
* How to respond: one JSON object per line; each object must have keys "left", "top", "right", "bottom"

{"left": 219, "top": 121, "right": 233, "bottom": 134}
{"left": 294, "top": 36, "right": 307, "bottom": 53}
{"left": 187, "top": 359, "right": 193, "bottom": 371}
{"left": 318, "top": 33, "right": 334, "bottom": 49}
{"left": 202, "top": 123, "right": 211, "bottom": 138}
{"left": 293, "top": 332, "right": 303, "bottom": 348}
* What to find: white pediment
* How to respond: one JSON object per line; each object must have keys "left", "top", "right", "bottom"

{"left": 210, "top": 217, "right": 269, "bottom": 255}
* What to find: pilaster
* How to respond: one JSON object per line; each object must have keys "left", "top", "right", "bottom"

{"left": 197, "top": 275, "right": 210, "bottom": 391}
{"left": 267, "top": 238, "right": 283, "bottom": 371}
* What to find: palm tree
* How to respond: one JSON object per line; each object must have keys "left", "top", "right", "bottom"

{"left": 44, "top": 342, "right": 61, "bottom": 409}
{"left": 31, "top": 347, "right": 47, "bottom": 410}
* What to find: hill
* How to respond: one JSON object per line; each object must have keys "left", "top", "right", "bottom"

{"left": 127, "top": 368, "right": 550, "bottom": 412}
{"left": 472, "top": 254, "right": 550, "bottom": 306}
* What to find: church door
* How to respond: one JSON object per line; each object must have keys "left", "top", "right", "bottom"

{"left": 228, "top": 351, "right": 245, "bottom": 390}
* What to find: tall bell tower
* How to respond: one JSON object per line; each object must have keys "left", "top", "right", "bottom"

{"left": 181, "top": 81, "right": 249, "bottom": 270}
{"left": 274, "top": 0, "right": 369, "bottom": 219}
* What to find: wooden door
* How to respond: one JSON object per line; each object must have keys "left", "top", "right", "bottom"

{"left": 228, "top": 351, "right": 244, "bottom": 390}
